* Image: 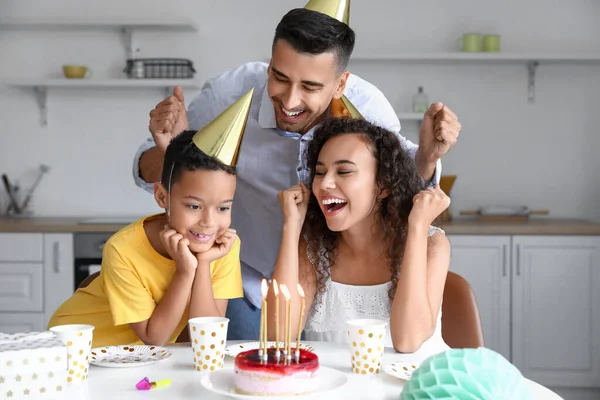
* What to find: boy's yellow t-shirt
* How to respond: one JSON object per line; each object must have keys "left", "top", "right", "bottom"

{"left": 48, "top": 213, "right": 243, "bottom": 348}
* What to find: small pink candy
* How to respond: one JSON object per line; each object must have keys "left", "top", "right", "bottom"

{"left": 136, "top": 377, "right": 152, "bottom": 391}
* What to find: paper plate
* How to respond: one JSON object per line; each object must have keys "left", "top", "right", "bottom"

{"left": 383, "top": 361, "right": 419, "bottom": 381}
{"left": 224, "top": 341, "right": 314, "bottom": 357}
{"left": 90, "top": 345, "right": 172, "bottom": 368}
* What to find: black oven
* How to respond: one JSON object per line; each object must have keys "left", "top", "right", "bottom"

{"left": 73, "top": 233, "right": 113, "bottom": 291}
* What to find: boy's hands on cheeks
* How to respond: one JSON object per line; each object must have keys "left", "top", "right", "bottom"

{"left": 408, "top": 185, "right": 451, "bottom": 231}
{"left": 161, "top": 224, "right": 237, "bottom": 274}
{"left": 160, "top": 225, "right": 197, "bottom": 277}
{"left": 196, "top": 228, "right": 238, "bottom": 263}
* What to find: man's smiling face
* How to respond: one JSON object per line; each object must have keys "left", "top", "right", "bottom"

{"left": 267, "top": 39, "right": 348, "bottom": 134}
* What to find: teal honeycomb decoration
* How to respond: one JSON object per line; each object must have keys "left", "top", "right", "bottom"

{"left": 400, "top": 347, "right": 529, "bottom": 400}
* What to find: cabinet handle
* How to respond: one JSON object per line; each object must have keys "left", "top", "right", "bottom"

{"left": 516, "top": 244, "right": 520, "bottom": 276}
{"left": 502, "top": 244, "right": 507, "bottom": 277}
{"left": 53, "top": 242, "right": 60, "bottom": 273}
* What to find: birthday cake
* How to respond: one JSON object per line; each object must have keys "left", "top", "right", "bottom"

{"left": 234, "top": 347, "right": 320, "bottom": 396}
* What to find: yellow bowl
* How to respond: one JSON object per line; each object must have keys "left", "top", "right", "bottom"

{"left": 439, "top": 175, "right": 456, "bottom": 222}
{"left": 440, "top": 175, "right": 457, "bottom": 196}
{"left": 63, "top": 65, "right": 88, "bottom": 79}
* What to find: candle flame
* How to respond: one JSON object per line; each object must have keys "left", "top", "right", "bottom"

{"left": 297, "top": 283, "right": 305, "bottom": 298}
{"left": 280, "top": 284, "right": 291, "bottom": 300}
{"left": 273, "top": 279, "right": 279, "bottom": 295}
{"left": 261, "top": 278, "right": 268, "bottom": 297}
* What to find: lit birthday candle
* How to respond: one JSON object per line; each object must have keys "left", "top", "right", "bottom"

{"left": 280, "top": 284, "right": 291, "bottom": 361}
{"left": 261, "top": 279, "right": 268, "bottom": 361}
{"left": 295, "top": 284, "right": 305, "bottom": 362}
{"left": 272, "top": 279, "right": 281, "bottom": 360}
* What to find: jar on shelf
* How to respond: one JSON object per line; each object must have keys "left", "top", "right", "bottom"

{"left": 412, "top": 86, "right": 429, "bottom": 114}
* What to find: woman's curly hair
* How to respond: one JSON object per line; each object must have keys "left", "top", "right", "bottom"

{"left": 302, "top": 117, "right": 425, "bottom": 302}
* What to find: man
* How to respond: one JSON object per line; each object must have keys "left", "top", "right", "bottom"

{"left": 133, "top": 2, "right": 461, "bottom": 339}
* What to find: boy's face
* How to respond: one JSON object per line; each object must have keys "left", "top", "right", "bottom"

{"left": 155, "top": 169, "right": 236, "bottom": 254}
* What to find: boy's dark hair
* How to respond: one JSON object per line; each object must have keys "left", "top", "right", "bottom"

{"left": 161, "top": 130, "right": 236, "bottom": 189}
{"left": 273, "top": 8, "right": 355, "bottom": 73}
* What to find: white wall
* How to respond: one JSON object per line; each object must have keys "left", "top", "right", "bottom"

{"left": 0, "top": 0, "right": 599, "bottom": 219}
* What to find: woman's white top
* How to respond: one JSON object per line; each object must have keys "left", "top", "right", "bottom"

{"left": 303, "top": 226, "right": 450, "bottom": 354}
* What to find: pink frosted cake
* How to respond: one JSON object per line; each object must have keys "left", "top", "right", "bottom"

{"left": 234, "top": 348, "right": 320, "bottom": 396}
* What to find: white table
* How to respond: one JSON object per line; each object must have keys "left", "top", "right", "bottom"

{"left": 68, "top": 341, "right": 563, "bottom": 400}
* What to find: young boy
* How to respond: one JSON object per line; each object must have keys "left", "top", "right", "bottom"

{"left": 48, "top": 91, "right": 253, "bottom": 347}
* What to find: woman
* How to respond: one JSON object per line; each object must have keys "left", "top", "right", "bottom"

{"left": 268, "top": 117, "right": 451, "bottom": 353}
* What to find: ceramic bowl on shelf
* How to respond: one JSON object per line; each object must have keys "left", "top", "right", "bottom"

{"left": 62, "top": 65, "right": 91, "bottom": 79}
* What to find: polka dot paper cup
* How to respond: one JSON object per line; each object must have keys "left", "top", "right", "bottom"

{"left": 49, "top": 324, "right": 94, "bottom": 384}
{"left": 347, "top": 318, "right": 387, "bottom": 376}
{"left": 188, "top": 317, "right": 229, "bottom": 372}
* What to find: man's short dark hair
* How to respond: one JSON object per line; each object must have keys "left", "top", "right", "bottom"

{"left": 273, "top": 8, "right": 355, "bottom": 73}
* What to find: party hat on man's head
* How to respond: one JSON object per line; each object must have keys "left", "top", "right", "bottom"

{"left": 192, "top": 88, "right": 254, "bottom": 166}
{"left": 330, "top": 95, "right": 364, "bottom": 120}
{"left": 304, "top": 0, "right": 350, "bottom": 25}
{"left": 340, "top": 94, "right": 363, "bottom": 119}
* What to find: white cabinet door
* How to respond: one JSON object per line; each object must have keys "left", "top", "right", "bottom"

{"left": 0, "top": 263, "right": 43, "bottom": 311}
{"left": 0, "top": 313, "right": 46, "bottom": 333}
{"left": 43, "top": 234, "right": 74, "bottom": 327}
{"left": 447, "top": 235, "right": 511, "bottom": 360}
{"left": 512, "top": 235, "right": 600, "bottom": 388}
{"left": 0, "top": 233, "right": 43, "bottom": 261}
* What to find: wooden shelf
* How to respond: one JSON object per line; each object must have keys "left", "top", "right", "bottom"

{"left": 350, "top": 52, "right": 600, "bottom": 103}
{"left": 351, "top": 52, "right": 600, "bottom": 63}
{"left": 0, "top": 17, "right": 198, "bottom": 32}
{"left": 1, "top": 18, "right": 201, "bottom": 125}
{"left": 5, "top": 79, "right": 202, "bottom": 126}
{"left": 6, "top": 78, "right": 201, "bottom": 88}
{"left": 0, "top": 17, "right": 198, "bottom": 61}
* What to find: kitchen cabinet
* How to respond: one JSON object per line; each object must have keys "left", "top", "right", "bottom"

{"left": 446, "top": 235, "right": 511, "bottom": 359}
{"left": 0, "top": 313, "right": 46, "bottom": 334}
{"left": 448, "top": 234, "right": 600, "bottom": 391}
{"left": 0, "top": 233, "right": 73, "bottom": 332}
{"left": 512, "top": 236, "right": 600, "bottom": 388}
{"left": 43, "top": 234, "right": 74, "bottom": 325}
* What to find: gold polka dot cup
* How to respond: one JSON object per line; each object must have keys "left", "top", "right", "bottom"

{"left": 49, "top": 324, "right": 94, "bottom": 384}
{"left": 188, "top": 317, "right": 229, "bottom": 372}
{"left": 347, "top": 318, "right": 387, "bottom": 375}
